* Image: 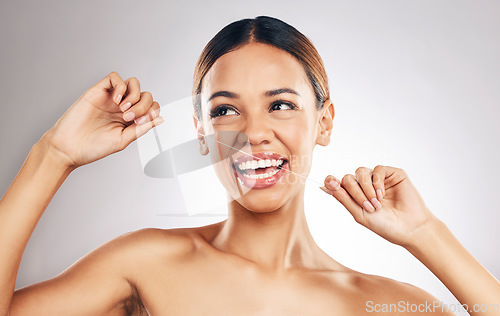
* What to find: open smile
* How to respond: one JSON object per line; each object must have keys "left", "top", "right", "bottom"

{"left": 232, "top": 152, "right": 289, "bottom": 189}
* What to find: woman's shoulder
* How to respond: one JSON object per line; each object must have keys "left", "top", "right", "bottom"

{"left": 332, "top": 270, "right": 453, "bottom": 314}
{"left": 346, "top": 271, "right": 428, "bottom": 296}
{"left": 108, "top": 222, "right": 223, "bottom": 260}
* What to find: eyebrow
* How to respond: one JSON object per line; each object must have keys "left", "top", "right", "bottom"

{"left": 208, "top": 88, "right": 300, "bottom": 102}
{"left": 265, "top": 88, "right": 301, "bottom": 97}
{"left": 208, "top": 91, "right": 239, "bottom": 102}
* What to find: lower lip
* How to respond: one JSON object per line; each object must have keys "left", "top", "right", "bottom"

{"left": 233, "top": 162, "right": 288, "bottom": 189}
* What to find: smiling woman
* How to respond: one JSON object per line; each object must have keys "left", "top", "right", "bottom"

{"left": 196, "top": 40, "right": 330, "bottom": 213}
{"left": 0, "top": 15, "right": 499, "bottom": 316}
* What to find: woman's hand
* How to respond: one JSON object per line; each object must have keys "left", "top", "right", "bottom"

{"left": 322, "top": 165, "right": 500, "bottom": 313}
{"left": 41, "top": 72, "right": 164, "bottom": 169}
{"left": 321, "top": 165, "right": 437, "bottom": 248}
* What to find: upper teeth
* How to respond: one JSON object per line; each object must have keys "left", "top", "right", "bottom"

{"left": 238, "top": 159, "right": 283, "bottom": 171}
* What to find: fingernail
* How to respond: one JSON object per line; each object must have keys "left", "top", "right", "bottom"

{"left": 120, "top": 102, "right": 132, "bottom": 112}
{"left": 123, "top": 111, "right": 135, "bottom": 121}
{"left": 135, "top": 114, "right": 149, "bottom": 125}
{"left": 115, "top": 94, "right": 122, "bottom": 105}
{"left": 363, "top": 200, "right": 375, "bottom": 212}
{"left": 327, "top": 178, "right": 340, "bottom": 190}
{"left": 371, "top": 197, "right": 381, "bottom": 209}
{"left": 319, "top": 186, "right": 334, "bottom": 195}
{"left": 376, "top": 189, "right": 384, "bottom": 200}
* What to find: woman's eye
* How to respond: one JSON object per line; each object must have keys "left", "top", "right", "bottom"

{"left": 210, "top": 106, "right": 237, "bottom": 118}
{"left": 270, "top": 102, "right": 296, "bottom": 112}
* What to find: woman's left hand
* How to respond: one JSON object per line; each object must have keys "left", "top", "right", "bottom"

{"left": 321, "top": 165, "right": 438, "bottom": 248}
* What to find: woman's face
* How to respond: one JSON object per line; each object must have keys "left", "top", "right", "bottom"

{"left": 197, "top": 42, "right": 333, "bottom": 213}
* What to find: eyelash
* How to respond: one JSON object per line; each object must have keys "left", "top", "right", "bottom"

{"left": 209, "top": 106, "right": 237, "bottom": 118}
{"left": 269, "top": 101, "right": 297, "bottom": 112}
{"left": 209, "top": 101, "right": 298, "bottom": 118}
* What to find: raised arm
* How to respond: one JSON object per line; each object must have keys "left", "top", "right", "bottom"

{"left": 0, "top": 72, "right": 163, "bottom": 315}
{"left": 406, "top": 215, "right": 500, "bottom": 315}
{"left": 321, "top": 165, "right": 500, "bottom": 315}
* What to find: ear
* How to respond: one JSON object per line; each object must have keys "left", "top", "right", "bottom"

{"left": 315, "top": 99, "right": 335, "bottom": 146}
{"left": 192, "top": 113, "right": 209, "bottom": 155}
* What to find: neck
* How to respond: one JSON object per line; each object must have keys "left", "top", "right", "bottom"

{"left": 211, "top": 187, "right": 337, "bottom": 274}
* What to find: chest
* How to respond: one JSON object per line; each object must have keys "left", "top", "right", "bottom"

{"left": 134, "top": 263, "right": 367, "bottom": 315}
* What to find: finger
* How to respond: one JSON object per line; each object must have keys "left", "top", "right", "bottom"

{"left": 119, "top": 77, "right": 141, "bottom": 112}
{"left": 122, "top": 91, "right": 153, "bottom": 122}
{"left": 373, "top": 165, "right": 407, "bottom": 198}
{"left": 355, "top": 167, "right": 382, "bottom": 210}
{"left": 134, "top": 101, "right": 161, "bottom": 125}
{"left": 322, "top": 175, "right": 367, "bottom": 224}
{"left": 372, "top": 165, "right": 386, "bottom": 200}
{"left": 134, "top": 102, "right": 161, "bottom": 125}
{"left": 339, "top": 174, "right": 376, "bottom": 213}
{"left": 95, "top": 72, "right": 127, "bottom": 105}
{"left": 120, "top": 116, "right": 165, "bottom": 149}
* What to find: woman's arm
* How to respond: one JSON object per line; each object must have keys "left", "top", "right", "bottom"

{"left": 321, "top": 165, "right": 500, "bottom": 315}
{"left": 0, "top": 72, "right": 163, "bottom": 315}
{"left": 406, "top": 218, "right": 500, "bottom": 315}
{"left": 1, "top": 139, "right": 139, "bottom": 316}
{"left": 0, "top": 138, "right": 74, "bottom": 315}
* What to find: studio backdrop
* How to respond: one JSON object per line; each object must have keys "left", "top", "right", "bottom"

{"left": 0, "top": 0, "right": 498, "bottom": 309}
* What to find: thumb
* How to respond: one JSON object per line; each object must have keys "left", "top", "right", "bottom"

{"left": 320, "top": 175, "right": 366, "bottom": 225}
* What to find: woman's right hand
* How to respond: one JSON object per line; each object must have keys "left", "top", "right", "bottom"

{"left": 41, "top": 72, "right": 164, "bottom": 169}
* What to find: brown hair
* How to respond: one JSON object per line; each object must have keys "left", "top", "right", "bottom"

{"left": 192, "top": 16, "right": 330, "bottom": 119}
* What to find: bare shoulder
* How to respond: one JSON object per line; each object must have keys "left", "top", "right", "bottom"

{"left": 115, "top": 222, "right": 224, "bottom": 261}
{"left": 115, "top": 227, "right": 195, "bottom": 248}
{"left": 341, "top": 271, "right": 455, "bottom": 315}
{"left": 351, "top": 272, "right": 434, "bottom": 300}
{"left": 10, "top": 227, "right": 202, "bottom": 316}
{"left": 111, "top": 226, "right": 202, "bottom": 261}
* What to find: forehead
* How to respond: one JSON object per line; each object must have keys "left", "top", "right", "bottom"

{"left": 201, "top": 43, "right": 313, "bottom": 100}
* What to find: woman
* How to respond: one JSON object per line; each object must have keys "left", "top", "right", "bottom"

{"left": 0, "top": 16, "right": 498, "bottom": 315}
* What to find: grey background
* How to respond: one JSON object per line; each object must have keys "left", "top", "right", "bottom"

{"left": 1, "top": 0, "right": 498, "bottom": 307}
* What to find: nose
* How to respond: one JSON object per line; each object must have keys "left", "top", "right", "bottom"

{"left": 240, "top": 115, "right": 274, "bottom": 146}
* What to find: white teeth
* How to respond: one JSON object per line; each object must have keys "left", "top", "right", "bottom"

{"left": 252, "top": 160, "right": 258, "bottom": 169}
{"left": 237, "top": 157, "right": 285, "bottom": 171}
{"left": 242, "top": 167, "right": 281, "bottom": 179}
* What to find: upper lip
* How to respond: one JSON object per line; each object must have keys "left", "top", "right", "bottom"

{"left": 232, "top": 152, "right": 287, "bottom": 166}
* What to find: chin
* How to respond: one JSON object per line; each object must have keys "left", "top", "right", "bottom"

{"left": 229, "top": 178, "right": 305, "bottom": 215}
{"left": 235, "top": 195, "right": 284, "bottom": 214}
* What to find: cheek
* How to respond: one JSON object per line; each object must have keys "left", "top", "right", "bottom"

{"left": 275, "top": 119, "right": 315, "bottom": 171}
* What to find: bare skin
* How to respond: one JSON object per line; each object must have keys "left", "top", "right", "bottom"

{"left": 1, "top": 43, "right": 499, "bottom": 315}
